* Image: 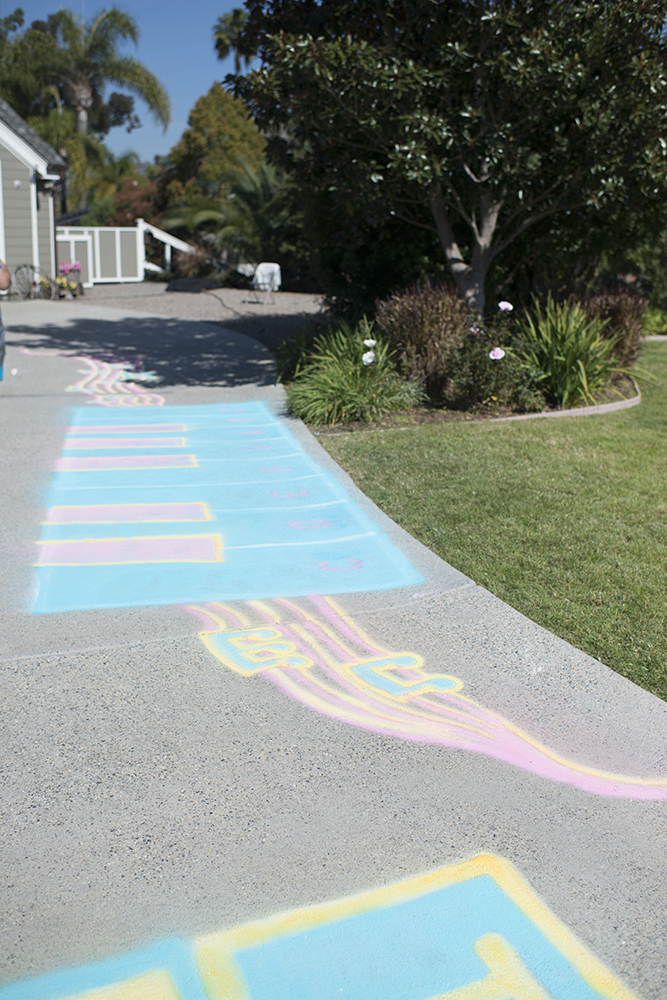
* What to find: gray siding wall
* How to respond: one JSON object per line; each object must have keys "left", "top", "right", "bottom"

{"left": 36, "top": 187, "right": 53, "bottom": 275}
{"left": 0, "top": 145, "right": 33, "bottom": 268}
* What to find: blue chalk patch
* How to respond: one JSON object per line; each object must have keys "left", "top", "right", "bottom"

{"left": 34, "top": 402, "right": 422, "bottom": 612}
{"left": 233, "top": 876, "right": 601, "bottom": 1000}
{"left": 0, "top": 939, "right": 208, "bottom": 1000}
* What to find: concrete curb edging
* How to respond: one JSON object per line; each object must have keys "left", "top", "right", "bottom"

{"left": 488, "top": 378, "right": 641, "bottom": 423}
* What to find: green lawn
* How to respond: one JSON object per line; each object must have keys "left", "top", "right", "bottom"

{"left": 321, "top": 342, "right": 667, "bottom": 701}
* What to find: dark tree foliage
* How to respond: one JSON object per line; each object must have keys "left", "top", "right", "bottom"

{"left": 91, "top": 92, "right": 140, "bottom": 135}
{"left": 233, "top": 0, "right": 667, "bottom": 311}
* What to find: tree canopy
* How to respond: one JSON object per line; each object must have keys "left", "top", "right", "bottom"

{"left": 165, "top": 82, "right": 265, "bottom": 201}
{"left": 46, "top": 7, "right": 170, "bottom": 135}
{"left": 235, "top": 0, "right": 667, "bottom": 309}
{"left": 0, "top": 7, "right": 170, "bottom": 135}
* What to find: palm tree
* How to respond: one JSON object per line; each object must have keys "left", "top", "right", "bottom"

{"left": 90, "top": 148, "right": 141, "bottom": 201}
{"left": 213, "top": 8, "right": 254, "bottom": 74}
{"left": 163, "top": 160, "right": 294, "bottom": 263}
{"left": 50, "top": 7, "right": 170, "bottom": 135}
{"left": 29, "top": 88, "right": 104, "bottom": 210}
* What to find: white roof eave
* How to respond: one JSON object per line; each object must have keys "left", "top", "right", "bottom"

{"left": 0, "top": 118, "right": 60, "bottom": 178}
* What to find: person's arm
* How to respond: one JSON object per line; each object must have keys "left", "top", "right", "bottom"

{"left": 0, "top": 259, "right": 10, "bottom": 291}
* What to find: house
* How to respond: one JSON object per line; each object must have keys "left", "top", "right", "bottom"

{"left": 0, "top": 96, "right": 65, "bottom": 277}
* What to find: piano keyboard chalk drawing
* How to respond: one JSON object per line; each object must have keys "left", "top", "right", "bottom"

{"left": 0, "top": 856, "right": 639, "bottom": 1000}
{"left": 187, "top": 595, "right": 667, "bottom": 800}
{"left": 33, "top": 401, "right": 421, "bottom": 612}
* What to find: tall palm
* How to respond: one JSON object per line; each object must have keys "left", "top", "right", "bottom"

{"left": 29, "top": 88, "right": 104, "bottom": 210}
{"left": 51, "top": 7, "right": 170, "bottom": 135}
{"left": 213, "top": 8, "right": 254, "bottom": 74}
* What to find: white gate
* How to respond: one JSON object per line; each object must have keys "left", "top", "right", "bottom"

{"left": 55, "top": 220, "right": 195, "bottom": 285}
{"left": 55, "top": 234, "right": 94, "bottom": 288}
{"left": 56, "top": 226, "right": 143, "bottom": 283}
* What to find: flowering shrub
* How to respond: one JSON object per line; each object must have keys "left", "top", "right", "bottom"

{"left": 59, "top": 261, "right": 81, "bottom": 276}
{"left": 445, "top": 320, "right": 545, "bottom": 413}
{"left": 284, "top": 316, "right": 425, "bottom": 425}
{"left": 55, "top": 276, "right": 79, "bottom": 292}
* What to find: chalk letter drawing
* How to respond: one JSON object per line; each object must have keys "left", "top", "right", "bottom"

{"left": 66, "top": 355, "right": 165, "bottom": 406}
{"left": 186, "top": 595, "right": 667, "bottom": 801}
{"left": 34, "top": 402, "right": 421, "bottom": 613}
{"left": 0, "top": 855, "right": 639, "bottom": 1000}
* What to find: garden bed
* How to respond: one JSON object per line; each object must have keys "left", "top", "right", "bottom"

{"left": 313, "top": 375, "right": 639, "bottom": 436}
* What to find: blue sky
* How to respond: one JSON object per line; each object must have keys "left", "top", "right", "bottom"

{"left": 13, "top": 0, "right": 247, "bottom": 161}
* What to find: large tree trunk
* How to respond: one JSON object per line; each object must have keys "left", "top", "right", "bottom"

{"left": 71, "top": 79, "right": 93, "bottom": 134}
{"left": 428, "top": 185, "right": 501, "bottom": 313}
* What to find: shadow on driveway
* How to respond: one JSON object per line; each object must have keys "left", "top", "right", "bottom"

{"left": 7, "top": 315, "right": 277, "bottom": 388}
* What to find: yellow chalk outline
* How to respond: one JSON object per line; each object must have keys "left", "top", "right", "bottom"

{"left": 44, "top": 503, "right": 212, "bottom": 525}
{"left": 56, "top": 455, "right": 199, "bottom": 471}
{"left": 35, "top": 534, "right": 223, "bottom": 566}
{"left": 195, "top": 854, "right": 639, "bottom": 1000}
{"left": 64, "top": 437, "right": 186, "bottom": 449}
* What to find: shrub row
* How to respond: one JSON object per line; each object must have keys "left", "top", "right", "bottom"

{"left": 276, "top": 285, "right": 645, "bottom": 425}
{"left": 376, "top": 283, "right": 645, "bottom": 411}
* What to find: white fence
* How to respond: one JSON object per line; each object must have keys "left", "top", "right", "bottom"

{"left": 55, "top": 219, "right": 194, "bottom": 285}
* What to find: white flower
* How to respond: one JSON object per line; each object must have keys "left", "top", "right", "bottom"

{"left": 489, "top": 347, "right": 505, "bottom": 360}
{"left": 498, "top": 301, "right": 514, "bottom": 312}
{"left": 363, "top": 339, "right": 376, "bottom": 347}
{"left": 362, "top": 351, "right": 376, "bottom": 366}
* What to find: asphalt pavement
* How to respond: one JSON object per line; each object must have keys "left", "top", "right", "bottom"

{"left": 1, "top": 296, "right": 666, "bottom": 1000}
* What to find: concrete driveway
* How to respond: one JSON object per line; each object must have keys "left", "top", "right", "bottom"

{"left": 1, "top": 297, "right": 665, "bottom": 1000}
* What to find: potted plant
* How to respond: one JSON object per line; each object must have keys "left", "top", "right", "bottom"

{"left": 57, "top": 261, "right": 84, "bottom": 298}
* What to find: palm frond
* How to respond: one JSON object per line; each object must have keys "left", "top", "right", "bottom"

{"left": 103, "top": 55, "right": 171, "bottom": 128}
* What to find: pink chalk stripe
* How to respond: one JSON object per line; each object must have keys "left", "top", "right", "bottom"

{"left": 55, "top": 455, "right": 197, "bottom": 471}
{"left": 64, "top": 437, "right": 185, "bottom": 449}
{"left": 37, "top": 534, "right": 223, "bottom": 565}
{"left": 69, "top": 424, "right": 185, "bottom": 433}
{"left": 45, "top": 502, "right": 210, "bottom": 524}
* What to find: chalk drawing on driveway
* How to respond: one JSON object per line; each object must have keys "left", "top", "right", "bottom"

{"left": 0, "top": 855, "right": 639, "bottom": 1000}
{"left": 66, "top": 356, "right": 165, "bottom": 406}
{"left": 33, "top": 401, "right": 422, "bottom": 613}
{"left": 186, "top": 594, "right": 667, "bottom": 801}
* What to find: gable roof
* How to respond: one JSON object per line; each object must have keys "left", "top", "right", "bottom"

{"left": 0, "top": 96, "right": 65, "bottom": 173}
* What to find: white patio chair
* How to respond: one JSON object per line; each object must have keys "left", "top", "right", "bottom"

{"left": 251, "top": 262, "right": 281, "bottom": 304}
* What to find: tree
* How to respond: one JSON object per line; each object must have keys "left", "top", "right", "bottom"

{"left": 163, "top": 159, "right": 316, "bottom": 287}
{"left": 165, "top": 160, "right": 290, "bottom": 257}
{"left": 89, "top": 147, "right": 141, "bottom": 200}
{"left": 213, "top": 8, "right": 254, "bottom": 73}
{"left": 48, "top": 7, "right": 170, "bottom": 135}
{"left": 0, "top": 15, "right": 145, "bottom": 133}
{"left": 235, "top": 0, "right": 667, "bottom": 311}
{"left": 165, "top": 82, "right": 265, "bottom": 201}
{"left": 0, "top": 15, "right": 62, "bottom": 120}
{"left": 29, "top": 90, "right": 105, "bottom": 210}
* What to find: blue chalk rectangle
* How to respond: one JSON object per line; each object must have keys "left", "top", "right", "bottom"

{"left": 34, "top": 402, "right": 422, "bottom": 612}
